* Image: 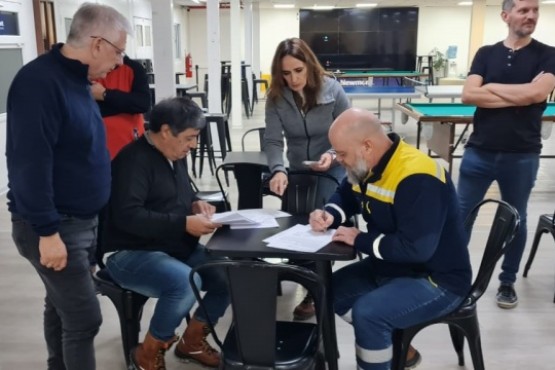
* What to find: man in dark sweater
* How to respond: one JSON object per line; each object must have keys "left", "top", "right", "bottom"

{"left": 6, "top": 3, "right": 131, "bottom": 370}
{"left": 101, "top": 96, "right": 229, "bottom": 370}
{"left": 460, "top": 0, "right": 555, "bottom": 309}
{"left": 309, "top": 108, "right": 472, "bottom": 370}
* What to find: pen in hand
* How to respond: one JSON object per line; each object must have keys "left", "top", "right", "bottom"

{"left": 321, "top": 197, "right": 328, "bottom": 231}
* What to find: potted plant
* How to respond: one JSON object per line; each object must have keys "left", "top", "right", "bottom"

{"left": 430, "top": 48, "right": 447, "bottom": 78}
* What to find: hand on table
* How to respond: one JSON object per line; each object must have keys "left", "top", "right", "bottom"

{"left": 331, "top": 226, "right": 360, "bottom": 247}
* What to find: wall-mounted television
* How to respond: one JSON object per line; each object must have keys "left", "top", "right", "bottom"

{"left": 300, "top": 7, "right": 419, "bottom": 72}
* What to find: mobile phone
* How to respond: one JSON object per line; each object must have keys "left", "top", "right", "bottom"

{"left": 302, "top": 160, "right": 318, "bottom": 166}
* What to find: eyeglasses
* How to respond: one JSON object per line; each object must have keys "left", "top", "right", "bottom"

{"left": 90, "top": 36, "right": 126, "bottom": 58}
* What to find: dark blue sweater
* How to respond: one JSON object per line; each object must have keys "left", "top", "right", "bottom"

{"left": 6, "top": 44, "right": 111, "bottom": 236}
{"left": 326, "top": 134, "right": 472, "bottom": 297}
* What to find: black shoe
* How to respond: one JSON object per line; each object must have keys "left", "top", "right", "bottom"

{"left": 496, "top": 283, "right": 518, "bottom": 309}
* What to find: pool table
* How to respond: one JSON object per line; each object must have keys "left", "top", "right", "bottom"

{"left": 396, "top": 102, "right": 555, "bottom": 172}
{"left": 334, "top": 70, "right": 429, "bottom": 86}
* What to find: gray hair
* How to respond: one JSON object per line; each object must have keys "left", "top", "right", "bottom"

{"left": 502, "top": 0, "right": 516, "bottom": 11}
{"left": 67, "top": 3, "right": 132, "bottom": 47}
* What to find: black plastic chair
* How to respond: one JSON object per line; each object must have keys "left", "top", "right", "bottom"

{"left": 283, "top": 171, "right": 358, "bottom": 229}
{"left": 240, "top": 127, "right": 266, "bottom": 151}
{"left": 189, "top": 260, "right": 326, "bottom": 369}
{"left": 92, "top": 206, "right": 150, "bottom": 366}
{"left": 216, "top": 161, "right": 267, "bottom": 210}
{"left": 190, "top": 177, "right": 230, "bottom": 213}
{"left": 391, "top": 199, "right": 520, "bottom": 370}
{"left": 281, "top": 171, "right": 341, "bottom": 215}
{"left": 92, "top": 269, "right": 149, "bottom": 366}
{"left": 523, "top": 208, "right": 555, "bottom": 302}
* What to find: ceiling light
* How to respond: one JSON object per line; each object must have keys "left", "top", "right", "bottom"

{"left": 274, "top": 4, "right": 295, "bottom": 8}
{"left": 458, "top": 1, "right": 473, "bottom": 5}
{"left": 312, "top": 5, "right": 335, "bottom": 10}
{"left": 356, "top": 3, "right": 377, "bottom": 7}
{"left": 542, "top": 0, "right": 555, "bottom": 3}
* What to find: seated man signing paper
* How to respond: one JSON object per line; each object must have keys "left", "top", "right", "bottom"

{"left": 101, "top": 96, "right": 229, "bottom": 369}
{"left": 309, "top": 108, "right": 472, "bottom": 370}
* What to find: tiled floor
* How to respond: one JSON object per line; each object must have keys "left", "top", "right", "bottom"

{"left": 1, "top": 95, "right": 555, "bottom": 370}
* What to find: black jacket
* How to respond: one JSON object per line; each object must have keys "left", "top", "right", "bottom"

{"left": 101, "top": 136, "right": 199, "bottom": 260}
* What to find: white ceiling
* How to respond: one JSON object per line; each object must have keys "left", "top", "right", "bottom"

{"left": 174, "top": 0, "right": 509, "bottom": 9}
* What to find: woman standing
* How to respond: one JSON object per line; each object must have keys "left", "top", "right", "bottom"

{"left": 264, "top": 38, "right": 350, "bottom": 320}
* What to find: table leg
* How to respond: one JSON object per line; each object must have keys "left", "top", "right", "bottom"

{"left": 315, "top": 260, "right": 339, "bottom": 370}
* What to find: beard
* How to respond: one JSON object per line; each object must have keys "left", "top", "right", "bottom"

{"left": 346, "top": 157, "right": 370, "bottom": 185}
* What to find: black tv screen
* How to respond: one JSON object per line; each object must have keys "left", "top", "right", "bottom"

{"left": 300, "top": 7, "right": 419, "bottom": 71}
{"left": 302, "top": 32, "right": 339, "bottom": 54}
{"left": 299, "top": 9, "right": 339, "bottom": 32}
{"left": 338, "top": 8, "right": 380, "bottom": 32}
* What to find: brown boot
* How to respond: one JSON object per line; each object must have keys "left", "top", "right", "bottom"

{"left": 405, "top": 345, "right": 422, "bottom": 369}
{"left": 293, "top": 293, "right": 315, "bottom": 321}
{"left": 174, "top": 318, "right": 220, "bottom": 368}
{"left": 130, "top": 331, "right": 178, "bottom": 370}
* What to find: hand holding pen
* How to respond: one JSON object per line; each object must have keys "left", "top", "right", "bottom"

{"left": 309, "top": 198, "right": 334, "bottom": 232}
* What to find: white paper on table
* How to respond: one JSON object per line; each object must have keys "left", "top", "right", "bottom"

{"left": 230, "top": 216, "right": 279, "bottom": 229}
{"left": 263, "top": 224, "right": 335, "bottom": 253}
{"left": 211, "top": 209, "right": 289, "bottom": 229}
{"left": 237, "top": 209, "right": 291, "bottom": 219}
{"left": 210, "top": 211, "right": 258, "bottom": 225}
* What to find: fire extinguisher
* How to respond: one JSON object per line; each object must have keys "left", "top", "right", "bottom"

{"left": 185, "top": 53, "right": 193, "bottom": 78}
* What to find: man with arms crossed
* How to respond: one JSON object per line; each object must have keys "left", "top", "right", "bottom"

{"left": 460, "top": 0, "right": 555, "bottom": 308}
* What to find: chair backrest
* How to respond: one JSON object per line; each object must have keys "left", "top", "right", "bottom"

{"left": 189, "top": 260, "right": 325, "bottom": 367}
{"left": 241, "top": 127, "right": 266, "bottom": 151}
{"left": 216, "top": 161, "right": 272, "bottom": 210}
{"left": 464, "top": 199, "right": 520, "bottom": 305}
{"left": 281, "top": 170, "right": 341, "bottom": 215}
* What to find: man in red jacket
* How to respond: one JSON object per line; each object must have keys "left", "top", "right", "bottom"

{"left": 92, "top": 55, "right": 151, "bottom": 159}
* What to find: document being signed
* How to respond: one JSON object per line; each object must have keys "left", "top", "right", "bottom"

{"left": 263, "top": 224, "right": 335, "bottom": 252}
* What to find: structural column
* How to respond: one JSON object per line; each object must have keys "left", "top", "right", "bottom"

{"left": 151, "top": 0, "right": 175, "bottom": 103}
{"left": 206, "top": 0, "right": 222, "bottom": 114}
{"left": 230, "top": 0, "right": 242, "bottom": 126}
{"left": 468, "top": 0, "right": 486, "bottom": 69}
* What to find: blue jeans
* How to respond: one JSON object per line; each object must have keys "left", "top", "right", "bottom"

{"left": 333, "top": 258, "right": 464, "bottom": 370}
{"left": 458, "top": 147, "right": 539, "bottom": 284}
{"left": 12, "top": 215, "right": 101, "bottom": 370}
{"left": 105, "top": 246, "right": 229, "bottom": 341}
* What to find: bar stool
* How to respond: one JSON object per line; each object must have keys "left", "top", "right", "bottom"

{"left": 416, "top": 55, "right": 434, "bottom": 85}
{"left": 251, "top": 73, "right": 269, "bottom": 114}
{"left": 186, "top": 91, "right": 208, "bottom": 109}
{"left": 190, "top": 113, "right": 232, "bottom": 178}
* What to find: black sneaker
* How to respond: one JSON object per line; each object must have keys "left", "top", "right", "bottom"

{"left": 496, "top": 283, "right": 518, "bottom": 309}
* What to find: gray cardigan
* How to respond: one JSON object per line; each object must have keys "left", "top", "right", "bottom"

{"left": 263, "top": 76, "right": 350, "bottom": 174}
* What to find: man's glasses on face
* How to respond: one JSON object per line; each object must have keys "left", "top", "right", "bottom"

{"left": 90, "top": 36, "right": 126, "bottom": 58}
